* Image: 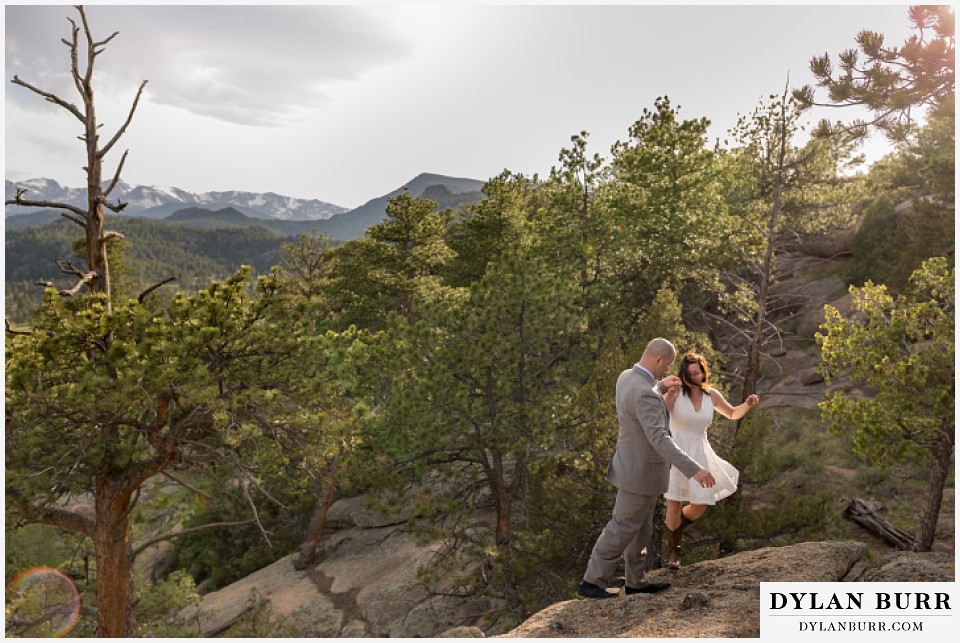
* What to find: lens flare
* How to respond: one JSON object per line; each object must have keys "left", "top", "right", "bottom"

{"left": 6, "top": 566, "right": 81, "bottom": 638}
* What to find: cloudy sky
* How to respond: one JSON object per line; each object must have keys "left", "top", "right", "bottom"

{"left": 6, "top": 3, "right": 919, "bottom": 209}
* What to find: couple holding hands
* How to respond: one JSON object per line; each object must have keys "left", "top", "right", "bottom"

{"left": 578, "top": 338, "right": 759, "bottom": 599}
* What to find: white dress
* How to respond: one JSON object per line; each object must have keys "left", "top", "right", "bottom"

{"left": 663, "top": 390, "right": 739, "bottom": 504}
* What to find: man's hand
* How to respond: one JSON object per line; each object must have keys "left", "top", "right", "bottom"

{"left": 693, "top": 469, "right": 716, "bottom": 488}
{"left": 661, "top": 375, "right": 681, "bottom": 392}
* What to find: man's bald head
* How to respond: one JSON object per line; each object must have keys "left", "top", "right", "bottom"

{"left": 642, "top": 338, "right": 676, "bottom": 361}
{"left": 639, "top": 338, "right": 677, "bottom": 379}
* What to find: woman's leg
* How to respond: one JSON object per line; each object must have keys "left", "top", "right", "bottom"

{"left": 681, "top": 503, "right": 708, "bottom": 523}
{"left": 665, "top": 499, "right": 683, "bottom": 531}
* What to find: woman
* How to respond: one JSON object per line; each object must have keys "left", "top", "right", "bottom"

{"left": 662, "top": 352, "right": 759, "bottom": 569}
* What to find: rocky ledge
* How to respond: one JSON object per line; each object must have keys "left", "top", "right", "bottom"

{"left": 497, "top": 541, "right": 953, "bottom": 638}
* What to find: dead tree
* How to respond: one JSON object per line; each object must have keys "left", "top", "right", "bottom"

{"left": 6, "top": 5, "right": 146, "bottom": 312}
{"left": 843, "top": 498, "right": 914, "bottom": 551}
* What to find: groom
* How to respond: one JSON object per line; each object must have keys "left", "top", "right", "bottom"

{"left": 578, "top": 337, "right": 716, "bottom": 598}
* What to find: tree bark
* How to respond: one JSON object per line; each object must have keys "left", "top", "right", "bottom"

{"left": 294, "top": 455, "right": 341, "bottom": 570}
{"left": 913, "top": 421, "right": 954, "bottom": 551}
{"left": 94, "top": 476, "right": 137, "bottom": 637}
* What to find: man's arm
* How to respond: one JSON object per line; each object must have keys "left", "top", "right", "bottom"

{"left": 635, "top": 386, "right": 702, "bottom": 479}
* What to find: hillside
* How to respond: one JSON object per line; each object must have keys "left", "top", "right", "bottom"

{"left": 4, "top": 217, "right": 284, "bottom": 322}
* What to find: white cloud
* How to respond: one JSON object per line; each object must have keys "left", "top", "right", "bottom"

{"left": 5, "top": 5, "right": 414, "bottom": 127}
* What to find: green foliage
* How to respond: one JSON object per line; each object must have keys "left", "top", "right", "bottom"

{"left": 171, "top": 467, "right": 315, "bottom": 591}
{"left": 604, "top": 96, "right": 735, "bottom": 312}
{"left": 328, "top": 190, "right": 455, "bottom": 329}
{"left": 134, "top": 570, "right": 203, "bottom": 637}
{"left": 819, "top": 256, "right": 954, "bottom": 466}
{"left": 4, "top": 525, "right": 84, "bottom": 586}
{"left": 846, "top": 95, "right": 954, "bottom": 291}
{"left": 795, "top": 5, "right": 955, "bottom": 141}
{"left": 818, "top": 257, "right": 954, "bottom": 549}
{"left": 845, "top": 197, "right": 899, "bottom": 286}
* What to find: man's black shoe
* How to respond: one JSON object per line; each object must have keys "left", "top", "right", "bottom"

{"left": 577, "top": 580, "right": 617, "bottom": 599}
{"left": 625, "top": 581, "right": 671, "bottom": 595}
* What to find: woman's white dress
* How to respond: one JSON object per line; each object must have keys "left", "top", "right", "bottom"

{"left": 664, "top": 390, "right": 738, "bottom": 504}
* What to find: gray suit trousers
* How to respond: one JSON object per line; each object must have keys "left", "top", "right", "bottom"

{"left": 583, "top": 487, "right": 658, "bottom": 589}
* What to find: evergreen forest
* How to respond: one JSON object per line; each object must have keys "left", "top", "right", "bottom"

{"left": 4, "top": 5, "right": 954, "bottom": 638}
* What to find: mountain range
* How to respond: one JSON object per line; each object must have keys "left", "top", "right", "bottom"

{"left": 5, "top": 178, "right": 347, "bottom": 221}
{"left": 4, "top": 173, "right": 487, "bottom": 241}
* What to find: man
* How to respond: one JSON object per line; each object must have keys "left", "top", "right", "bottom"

{"left": 578, "top": 338, "right": 716, "bottom": 599}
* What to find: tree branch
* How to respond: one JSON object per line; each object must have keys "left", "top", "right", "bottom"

{"left": 10, "top": 75, "right": 84, "bottom": 121}
{"left": 9, "top": 489, "right": 95, "bottom": 539}
{"left": 56, "top": 259, "right": 87, "bottom": 278}
{"left": 160, "top": 469, "right": 211, "bottom": 503}
{"left": 77, "top": 6, "right": 98, "bottom": 88}
{"left": 61, "top": 211, "right": 87, "bottom": 228}
{"left": 6, "top": 189, "right": 89, "bottom": 220}
{"left": 64, "top": 17, "right": 83, "bottom": 96}
{"left": 131, "top": 519, "right": 256, "bottom": 561}
{"left": 102, "top": 149, "right": 128, "bottom": 197}
{"left": 59, "top": 272, "right": 99, "bottom": 297}
{"left": 100, "top": 81, "right": 147, "bottom": 158}
{"left": 5, "top": 319, "right": 32, "bottom": 336}
{"left": 138, "top": 277, "right": 177, "bottom": 304}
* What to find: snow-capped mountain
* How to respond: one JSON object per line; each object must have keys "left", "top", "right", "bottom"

{"left": 4, "top": 178, "right": 347, "bottom": 221}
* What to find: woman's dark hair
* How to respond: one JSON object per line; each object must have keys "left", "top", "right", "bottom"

{"left": 678, "top": 352, "right": 710, "bottom": 397}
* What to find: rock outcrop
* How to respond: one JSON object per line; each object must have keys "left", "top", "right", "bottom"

{"left": 179, "top": 495, "right": 497, "bottom": 637}
{"left": 497, "top": 540, "right": 953, "bottom": 638}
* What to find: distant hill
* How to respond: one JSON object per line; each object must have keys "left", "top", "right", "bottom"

{"left": 4, "top": 209, "right": 64, "bottom": 229}
{"left": 310, "top": 173, "right": 487, "bottom": 241}
{"left": 163, "top": 206, "right": 277, "bottom": 229}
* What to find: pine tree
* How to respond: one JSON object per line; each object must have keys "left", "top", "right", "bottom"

{"left": 818, "top": 257, "right": 954, "bottom": 551}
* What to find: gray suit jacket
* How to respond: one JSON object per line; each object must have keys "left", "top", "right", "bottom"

{"left": 607, "top": 365, "right": 702, "bottom": 495}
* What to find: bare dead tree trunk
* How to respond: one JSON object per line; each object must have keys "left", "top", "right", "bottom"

{"left": 843, "top": 498, "right": 914, "bottom": 550}
{"left": 6, "top": 6, "right": 146, "bottom": 310}
{"left": 737, "top": 85, "right": 790, "bottom": 437}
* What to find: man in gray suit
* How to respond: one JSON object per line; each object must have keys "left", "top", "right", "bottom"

{"left": 578, "top": 337, "right": 716, "bottom": 598}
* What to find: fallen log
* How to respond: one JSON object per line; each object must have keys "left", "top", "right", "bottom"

{"left": 842, "top": 497, "right": 913, "bottom": 550}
